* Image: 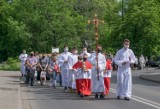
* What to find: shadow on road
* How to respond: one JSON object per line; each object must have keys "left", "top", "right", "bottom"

{"left": 23, "top": 84, "right": 118, "bottom": 101}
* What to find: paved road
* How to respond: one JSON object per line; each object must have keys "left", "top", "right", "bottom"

{"left": 0, "top": 71, "right": 21, "bottom": 109}
{"left": 21, "top": 69, "right": 160, "bottom": 109}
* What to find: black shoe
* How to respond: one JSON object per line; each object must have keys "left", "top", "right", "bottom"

{"left": 95, "top": 93, "right": 98, "bottom": 99}
{"left": 64, "top": 87, "right": 67, "bottom": 90}
{"left": 117, "top": 96, "right": 120, "bottom": 99}
{"left": 30, "top": 81, "right": 34, "bottom": 86}
{"left": 78, "top": 92, "right": 80, "bottom": 95}
{"left": 80, "top": 94, "right": 84, "bottom": 98}
{"left": 124, "top": 97, "right": 130, "bottom": 101}
{"left": 100, "top": 94, "right": 104, "bottom": 99}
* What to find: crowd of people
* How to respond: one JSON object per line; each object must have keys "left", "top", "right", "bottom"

{"left": 19, "top": 39, "right": 136, "bottom": 100}
{"left": 112, "top": 54, "right": 148, "bottom": 71}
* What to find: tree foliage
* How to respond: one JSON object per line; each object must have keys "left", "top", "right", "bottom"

{"left": 0, "top": 0, "right": 160, "bottom": 61}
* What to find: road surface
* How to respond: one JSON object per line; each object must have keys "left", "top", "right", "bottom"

{"left": 21, "top": 69, "right": 160, "bottom": 109}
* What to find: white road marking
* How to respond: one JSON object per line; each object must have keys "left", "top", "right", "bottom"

{"left": 110, "top": 88, "right": 160, "bottom": 109}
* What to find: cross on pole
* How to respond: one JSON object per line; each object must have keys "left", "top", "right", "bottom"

{"left": 88, "top": 14, "right": 104, "bottom": 81}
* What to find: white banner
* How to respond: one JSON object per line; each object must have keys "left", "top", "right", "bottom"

{"left": 52, "top": 48, "right": 59, "bottom": 53}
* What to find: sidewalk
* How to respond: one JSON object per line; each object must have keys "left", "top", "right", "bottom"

{"left": 0, "top": 71, "right": 21, "bottom": 109}
{"left": 140, "top": 73, "right": 160, "bottom": 83}
{"left": 139, "top": 68, "right": 160, "bottom": 83}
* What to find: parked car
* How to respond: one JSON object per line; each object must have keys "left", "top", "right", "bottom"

{"left": 148, "top": 57, "right": 160, "bottom": 67}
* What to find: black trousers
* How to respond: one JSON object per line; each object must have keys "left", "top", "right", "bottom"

{"left": 59, "top": 73, "right": 62, "bottom": 86}
{"left": 26, "top": 69, "right": 35, "bottom": 85}
{"left": 37, "top": 71, "right": 41, "bottom": 81}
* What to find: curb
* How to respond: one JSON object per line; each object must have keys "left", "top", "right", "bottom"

{"left": 139, "top": 75, "right": 160, "bottom": 83}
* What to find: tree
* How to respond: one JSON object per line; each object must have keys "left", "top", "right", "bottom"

{"left": 0, "top": 0, "right": 160, "bottom": 61}
{"left": 103, "top": 0, "right": 160, "bottom": 57}
{"left": 120, "top": 0, "right": 160, "bottom": 57}
{"left": 0, "top": 1, "right": 30, "bottom": 61}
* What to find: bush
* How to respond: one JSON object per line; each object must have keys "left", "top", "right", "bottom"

{"left": 0, "top": 58, "right": 20, "bottom": 71}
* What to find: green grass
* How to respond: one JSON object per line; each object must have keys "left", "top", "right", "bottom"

{"left": 0, "top": 58, "right": 20, "bottom": 71}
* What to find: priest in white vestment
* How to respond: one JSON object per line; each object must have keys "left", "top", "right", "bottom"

{"left": 114, "top": 39, "right": 135, "bottom": 101}
{"left": 19, "top": 49, "right": 28, "bottom": 76}
{"left": 88, "top": 45, "right": 106, "bottom": 99}
{"left": 58, "top": 46, "right": 71, "bottom": 92}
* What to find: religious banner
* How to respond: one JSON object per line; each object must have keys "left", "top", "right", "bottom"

{"left": 52, "top": 48, "right": 59, "bottom": 53}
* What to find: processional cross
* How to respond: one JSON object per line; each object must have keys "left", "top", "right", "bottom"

{"left": 88, "top": 14, "right": 104, "bottom": 81}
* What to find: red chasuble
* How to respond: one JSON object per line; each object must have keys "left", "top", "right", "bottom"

{"left": 73, "top": 61, "right": 92, "bottom": 96}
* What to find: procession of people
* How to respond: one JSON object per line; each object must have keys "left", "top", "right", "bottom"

{"left": 19, "top": 39, "right": 138, "bottom": 100}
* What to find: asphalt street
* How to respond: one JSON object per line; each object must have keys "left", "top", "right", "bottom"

{"left": 22, "top": 69, "right": 160, "bottom": 109}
